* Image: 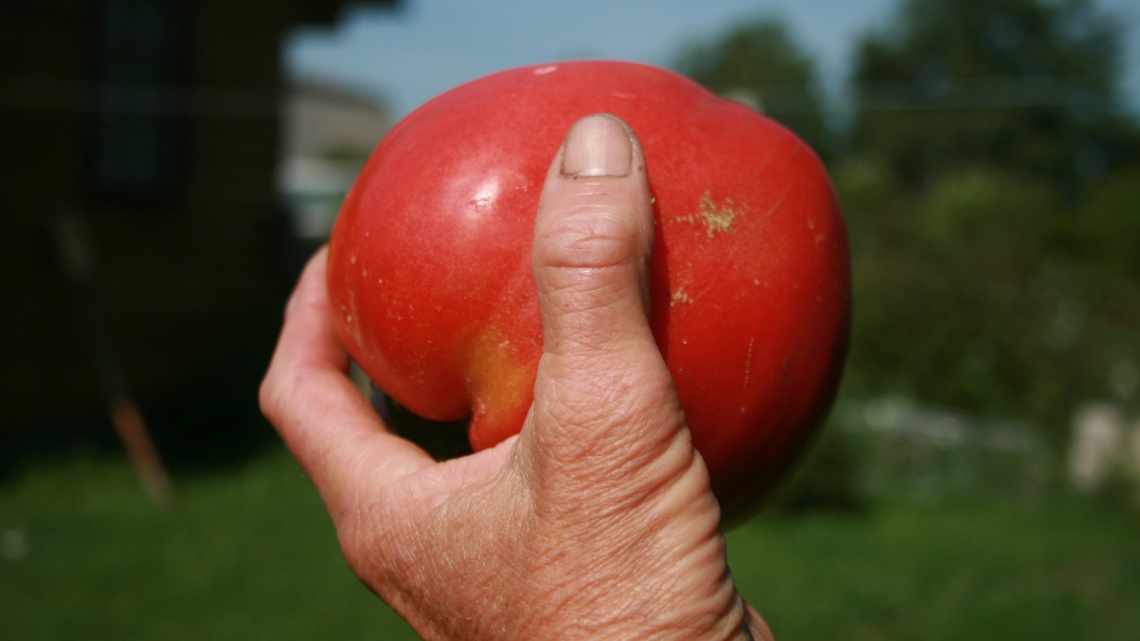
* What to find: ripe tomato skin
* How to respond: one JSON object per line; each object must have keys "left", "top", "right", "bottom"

{"left": 328, "top": 61, "right": 850, "bottom": 517}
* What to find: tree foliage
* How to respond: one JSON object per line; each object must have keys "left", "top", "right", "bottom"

{"left": 838, "top": 162, "right": 1120, "bottom": 430}
{"left": 851, "top": 0, "right": 1139, "bottom": 193}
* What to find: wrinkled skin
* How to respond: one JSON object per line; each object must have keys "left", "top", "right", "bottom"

{"left": 261, "top": 115, "right": 773, "bottom": 640}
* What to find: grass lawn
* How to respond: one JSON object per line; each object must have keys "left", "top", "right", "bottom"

{"left": 2, "top": 446, "right": 1137, "bottom": 640}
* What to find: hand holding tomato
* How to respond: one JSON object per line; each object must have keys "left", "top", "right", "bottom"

{"left": 261, "top": 115, "right": 773, "bottom": 641}
{"left": 328, "top": 62, "right": 849, "bottom": 517}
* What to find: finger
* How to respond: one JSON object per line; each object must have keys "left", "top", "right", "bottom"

{"left": 260, "top": 248, "right": 433, "bottom": 514}
{"left": 526, "top": 114, "right": 684, "bottom": 480}
{"left": 532, "top": 113, "right": 655, "bottom": 360}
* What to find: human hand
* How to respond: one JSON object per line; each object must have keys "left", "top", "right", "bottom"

{"left": 260, "top": 114, "right": 773, "bottom": 641}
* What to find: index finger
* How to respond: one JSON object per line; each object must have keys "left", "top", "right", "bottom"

{"left": 259, "top": 247, "right": 434, "bottom": 514}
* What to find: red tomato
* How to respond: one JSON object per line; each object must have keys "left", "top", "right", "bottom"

{"left": 328, "top": 61, "right": 850, "bottom": 516}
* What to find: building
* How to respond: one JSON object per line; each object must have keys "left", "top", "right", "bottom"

{"left": 1, "top": 2, "right": 398, "bottom": 435}
{"left": 280, "top": 76, "right": 392, "bottom": 242}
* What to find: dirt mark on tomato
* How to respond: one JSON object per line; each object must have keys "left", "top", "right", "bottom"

{"left": 670, "top": 288, "right": 693, "bottom": 307}
{"left": 674, "top": 192, "right": 743, "bottom": 238}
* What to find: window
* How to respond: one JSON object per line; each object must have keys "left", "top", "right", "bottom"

{"left": 88, "top": 0, "right": 188, "bottom": 202}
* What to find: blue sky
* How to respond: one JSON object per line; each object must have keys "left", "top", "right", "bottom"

{"left": 287, "top": 0, "right": 1140, "bottom": 119}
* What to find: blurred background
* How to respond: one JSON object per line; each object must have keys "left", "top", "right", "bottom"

{"left": 3, "top": 0, "right": 1139, "bottom": 639}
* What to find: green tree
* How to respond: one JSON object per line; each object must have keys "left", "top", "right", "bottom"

{"left": 675, "top": 19, "right": 832, "bottom": 159}
{"left": 845, "top": 166, "right": 1036, "bottom": 408}
{"left": 835, "top": 156, "right": 1140, "bottom": 438}
{"left": 851, "top": 0, "right": 1139, "bottom": 193}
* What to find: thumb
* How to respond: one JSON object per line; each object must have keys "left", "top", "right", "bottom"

{"left": 525, "top": 114, "right": 686, "bottom": 487}
{"left": 533, "top": 113, "right": 654, "bottom": 360}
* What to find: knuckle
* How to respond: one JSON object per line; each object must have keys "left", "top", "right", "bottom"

{"left": 258, "top": 368, "right": 310, "bottom": 429}
{"left": 257, "top": 372, "right": 283, "bottom": 424}
{"left": 536, "top": 206, "right": 641, "bottom": 272}
{"left": 533, "top": 210, "right": 649, "bottom": 325}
